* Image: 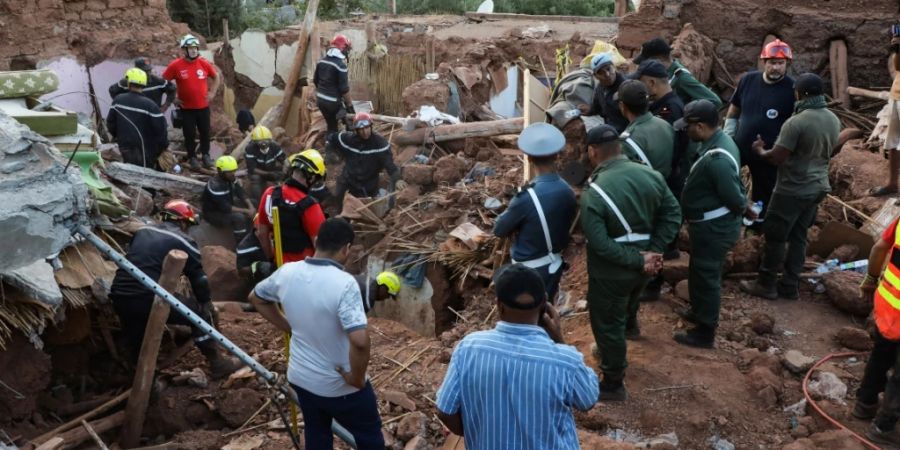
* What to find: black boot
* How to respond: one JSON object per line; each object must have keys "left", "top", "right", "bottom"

{"left": 639, "top": 276, "right": 663, "bottom": 302}
{"left": 599, "top": 376, "right": 628, "bottom": 402}
{"left": 674, "top": 325, "right": 715, "bottom": 349}
{"left": 739, "top": 280, "right": 777, "bottom": 300}
{"left": 675, "top": 306, "right": 698, "bottom": 324}
{"left": 189, "top": 157, "right": 201, "bottom": 170}
{"left": 199, "top": 342, "right": 243, "bottom": 379}
{"left": 201, "top": 153, "right": 214, "bottom": 168}
{"left": 625, "top": 318, "right": 641, "bottom": 341}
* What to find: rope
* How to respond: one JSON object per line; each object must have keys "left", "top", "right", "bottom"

{"left": 803, "top": 352, "right": 881, "bottom": 450}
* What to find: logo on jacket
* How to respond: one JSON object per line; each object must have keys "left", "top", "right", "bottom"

{"left": 766, "top": 109, "right": 779, "bottom": 119}
{"left": 179, "top": 69, "right": 189, "bottom": 79}
{"left": 196, "top": 69, "right": 206, "bottom": 80}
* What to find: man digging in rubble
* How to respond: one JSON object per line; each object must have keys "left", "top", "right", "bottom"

{"left": 581, "top": 124, "right": 681, "bottom": 401}
{"left": 579, "top": 53, "right": 628, "bottom": 133}
{"left": 245, "top": 125, "right": 286, "bottom": 207}
{"left": 109, "top": 57, "right": 176, "bottom": 111}
{"left": 257, "top": 150, "right": 328, "bottom": 264}
{"left": 315, "top": 34, "right": 355, "bottom": 159}
{"left": 493, "top": 123, "right": 576, "bottom": 302}
{"left": 163, "top": 34, "right": 221, "bottom": 170}
{"left": 725, "top": 39, "right": 796, "bottom": 232}
{"left": 740, "top": 74, "right": 841, "bottom": 301}
{"left": 330, "top": 112, "right": 405, "bottom": 213}
{"left": 672, "top": 100, "right": 749, "bottom": 348}
{"left": 202, "top": 155, "right": 255, "bottom": 245}
{"left": 633, "top": 37, "right": 722, "bottom": 108}
{"left": 435, "top": 263, "right": 598, "bottom": 449}
{"left": 250, "top": 218, "right": 384, "bottom": 449}
{"left": 109, "top": 200, "right": 242, "bottom": 378}
{"left": 354, "top": 270, "right": 401, "bottom": 313}
{"left": 871, "top": 30, "right": 900, "bottom": 197}
{"left": 107, "top": 68, "right": 168, "bottom": 169}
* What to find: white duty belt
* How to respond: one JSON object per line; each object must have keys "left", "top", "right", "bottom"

{"left": 316, "top": 92, "right": 339, "bottom": 102}
{"left": 511, "top": 188, "right": 563, "bottom": 274}
{"left": 688, "top": 148, "right": 740, "bottom": 223}
{"left": 624, "top": 137, "right": 652, "bottom": 167}
{"left": 588, "top": 183, "right": 650, "bottom": 243}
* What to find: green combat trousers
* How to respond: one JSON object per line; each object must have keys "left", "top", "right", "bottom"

{"left": 687, "top": 216, "right": 741, "bottom": 328}
{"left": 587, "top": 273, "right": 647, "bottom": 382}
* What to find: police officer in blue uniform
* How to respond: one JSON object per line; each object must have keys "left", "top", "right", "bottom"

{"left": 494, "top": 123, "right": 578, "bottom": 302}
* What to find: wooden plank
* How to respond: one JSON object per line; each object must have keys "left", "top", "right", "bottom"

{"left": 230, "top": 103, "right": 281, "bottom": 161}
{"left": 29, "top": 390, "right": 132, "bottom": 447}
{"left": 119, "top": 251, "right": 188, "bottom": 449}
{"left": 56, "top": 411, "right": 125, "bottom": 450}
{"left": 104, "top": 162, "right": 206, "bottom": 196}
{"left": 848, "top": 86, "right": 891, "bottom": 101}
{"left": 439, "top": 434, "right": 465, "bottom": 450}
{"left": 391, "top": 118, "right": 524, "bottom": 146}
{"left": 614, "top": 0, "right": 628, "bottom": 17}
{"left": 464, "top": 12, "right": 618, "bottom": 23}
{"left": 274, "top": 0, "right": 320, "bottom": 128}
{"left": 830, "top": 40, "right": 850, "bottom": 107}
{"left": 522, "top": 69, "right": 549, "bottom": 181}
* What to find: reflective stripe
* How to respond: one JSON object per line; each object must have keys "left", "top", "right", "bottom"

{"left": 624, "top": 137, "right": 651, "bottom": 166}
{"left": 513, "top": 253, "right": 564, "bottom": 270}
{"left": 139, "top": 226, "right": 201, "bottom": 256}
{"left": 206, "top": 184, "right": 230, "bottom": 196}
{"left": 691, "top": 148, "right": 739, "bottom": 175}
{"left": 111, "top": 103, "right": 165, "bottom": 118}
{"left": 316, "top": 92, "right": 339, "bottom": 102}
{"left": 588, "top": 182, "right": 650, "bottom": 243}
{"left": 364, "top": 274, "right": 372, "bottom": 311}
{"left": 337, "top": 133, "right": 390, "bottom": 154}
{"left": 690, "top": 206, "right": 731, "bottom": 223}
{"left": 143, "top": 83, "right": 168, "bottom": 92}
{"left": 523, "top": 188, "right": 563, "bottom": 274}
{"left": 317, "top": 59, "right": 348, "bottom": 73}
{"left": 236, "top": 245, "right": 261, "bottom": 255}
{"left": 668, "top": 67, "right": 690, "bottom": 85}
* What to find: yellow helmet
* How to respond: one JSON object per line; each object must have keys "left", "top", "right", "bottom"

{"left": 290, "top": 149, "right": 326, "bottom": 177}
{"left": 215, "top": 155, "right": 238, "bottom": 172}
{"left": 250, "top": 125, "right": 273, "bottom": 141}
{"left": 125, "top": 68, "right": 148, "bottom": 86}
{"left": 376, "top": 271, "right": 401, "bottom": 296}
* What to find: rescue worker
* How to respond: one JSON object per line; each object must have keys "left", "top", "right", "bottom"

{"left": 314, "top": 34, "right": 354, "bottom": 154}
{"left": 109, "top": 200, "right": 242, "bottom": 378}
{"left": 617, "top": 79, "right": 674, "bottom": 178}
{"left": 163, "top": 34, "right": 221, "bottom": 170}
{"left": 725, "top": 39, "right": 796, "bottom": 230}
{"left": 201, "top": 156, "right": 255, "bottom": 244}
{"left": 578, "top": 53, "right": 628, "bottom": 132}
{"left": 633, "top": 38, "right": 722, "bottom": 108}
{"left": 245, "top": 125, "right": 286, "bottom": 206}
{"left": 637, "top": 59, "right": 684, "bottom": 125}
{"left": 108, "top": 57, "right": 176, "bottom": 110}
{"left": 107, "top": 68, "right": 168, "bottom": 169}
{"left": 354, "top": 271, "right": 402, "bottom": 314}
{"left": 332, "top": 112, "right": 405, "bottom": 209}
{"left": 672, "top": 100, "right": 749, "bottom": 348}
{"left": 740, "top": 74, "right": 841, "bottom": 300}
{"left": 256, "top": 149, "right": 328, "bottom": 264}
{"left": 857, "top": 215, "right": 900, "bottom": 446}
{"left": 236, "top": 214, "right": 270, "bottom": 283}
{"left": 871, "top": 31, "right": 900, "bottom": 197}
{"left": 581, "top": 124, "right": 681, "bottom": 401}
{"left": 494, "top": 123, "right": 577, "bottom": 302}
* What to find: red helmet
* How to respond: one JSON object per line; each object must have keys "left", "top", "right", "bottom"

{"left": 161, "top": 199, "right": 198, "bottom": 224}
{"left": 330, "top": 34, "right": 352, "bottom": 52}
{"left": 760, "top": 39, "right": 793, "bottom": 60}
{"left": 354, "top": 112, "right": 373, "bottom": 129}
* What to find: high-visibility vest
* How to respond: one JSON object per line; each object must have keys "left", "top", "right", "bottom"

{"left": 875, "top": 222, "right": 900, "bottom": 340}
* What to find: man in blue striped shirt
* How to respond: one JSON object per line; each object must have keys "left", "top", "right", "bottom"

{"left": 436, "top": 264, "right": 599, "bottom": 449}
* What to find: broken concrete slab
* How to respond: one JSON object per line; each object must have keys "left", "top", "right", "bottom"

{"left": 230, "top": 30, "right": 278, "bottom": 88}
{"left": 275, "top": 42, "right": 300, "bottom": 82}
{"left": 3, "top": 260, "right": 63, "bottom": 306}
{"left": 103, "top": 161, "right": 205, "bottom": 196}
{"left": 783, "top": 350, "right": 816, "bottom": 374}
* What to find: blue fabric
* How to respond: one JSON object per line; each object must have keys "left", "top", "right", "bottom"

{"left": 292, "top": 382, "right": 384, "bottom": 450}
{"left": 391, "top": 253, "right": 426, "bottom": 288}
{"left": 494, "top": 174, "right": 577, "bottom": 263}
{"left": 436, "top": 322, "right": 599, "bottom": 450}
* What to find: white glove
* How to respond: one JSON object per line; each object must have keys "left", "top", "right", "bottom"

{"left": 724, "top": 118, "right": 739, "bottom": 138}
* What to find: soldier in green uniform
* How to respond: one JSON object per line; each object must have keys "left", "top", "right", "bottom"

{"left": 633, "top": 38, "right": 723, "bottom": 108}
{"left": 617, "top": 80, "right": 675, "bottom": 179}
{"left": 672, "top": 100, "right": 751, "bottom": 347}
{"left": 581, "top": 124, "right": 682, "bottom": 401}
{"left": 741, "top": 74, "right": 842, "bottom": 300}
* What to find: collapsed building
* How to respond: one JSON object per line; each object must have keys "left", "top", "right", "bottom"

{"left": 0, "top": 0, "right": 899, "bottom": 449}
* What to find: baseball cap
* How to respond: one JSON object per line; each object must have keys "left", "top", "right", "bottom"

{"left": 494, "top": 264, "right": 547, "bottom": 310}
{"left": 673, "top": 99, "right": 719, "bottom": 131}
{"left": 614, "top": 80, "right": 650, "bottom": 110}
{"left": 134, "top": 57, "right": 152, "bottom": 72}
{"left": 591, "top": 53, "right": 614, "bottom": 73}
{"left": 794, "top": 73, "right": 824, "bottom": 97}
{"left": 633, "top": 38, "right": 672, "bottom": 64}
{"left": 630, "top": 59, "right": 668, "bottom": 80}
{"left": 517, "top": 122, "right": 566, "bottom": 157}
{"left": 585, "top": 124, "right": 620, "bottom": 145}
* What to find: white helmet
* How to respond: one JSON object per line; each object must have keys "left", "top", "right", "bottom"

{"left": 180, "top": 34, "right": 200, "bottom": 48}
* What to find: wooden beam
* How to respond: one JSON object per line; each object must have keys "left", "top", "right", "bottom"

{"left": 55, "top": 411, "right": 125, "bottom": 450}
{"left": 29, "top": 390, "right": 132, "bottom": 447}
{"left": 230, "top": 104, "right": 280, "bottom": 161}
{"left": 81, "top": 420, "right": 110, "bottom": 450}
{"left": 830, "top": 40, "right": 850, "bottom": 107}
{"left": 464, "top": 12, "right": 618, "bottom": 23}
{"left": 119, "top": 251, "right": 188, "bottom": 449}
{"left": 391, "top": 118, "right": 524, "bottom": 146}
{"left": 614, "top": 0, "right": 627, "bottom": 17}
{"left": 103, "top": 162, "right": 206, "bottom": 196}
{"left": 847, "top": 86, "right": 890, "bottom": 101}
{"left": 274, "top": 0, "right": 320, "bottom": 128}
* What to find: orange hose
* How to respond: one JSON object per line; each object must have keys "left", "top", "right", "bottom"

{"left": 802, "top": 351, "right": 881, "bottom": 450}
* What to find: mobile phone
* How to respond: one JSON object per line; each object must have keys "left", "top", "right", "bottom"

{"left": 893, "top": 24, "right": 900, "bottom": 38}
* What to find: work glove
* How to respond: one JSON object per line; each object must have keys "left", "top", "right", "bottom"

{"left": 723, "top": 118, "right": 738, "bottom": 138}
{"left": 859, "top": 274, "right": 878, "bottom": 300}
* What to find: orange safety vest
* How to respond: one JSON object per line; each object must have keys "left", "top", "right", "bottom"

{"left": 875, "top": 222, "right": 900, "bottom": 340}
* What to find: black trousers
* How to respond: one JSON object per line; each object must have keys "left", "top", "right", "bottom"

{"left": 181, "top": 107, "right": 211, "bottom": 159}
{"left": 874, "top": 332, "right": 900, "bottom": 431}
{"left": 747, "top": 159, "right": 778, "bottom": 229}
{"left": 317, "top": 98, "right": 342, "bottom": 135}
{"left": 111, "top": 292, "right": 215, "bottom": 358}
{"left": 292, "top": 382, "right": 384, "bottom": 450}
{"left": 859, "top": 328, "right": 899, "bottom": 405}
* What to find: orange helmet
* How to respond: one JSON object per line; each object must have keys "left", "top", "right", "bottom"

{"left": 330, "top": 34, "right": 352, "bottom": 52}
{"left": 354, "top": 112, "right": 373, "bottom": 129}
{"left": 161, "top": 199, "right": 198, "bottom": 224}
{"left": 760, "top": 39, "right": 793, "bottom": 60}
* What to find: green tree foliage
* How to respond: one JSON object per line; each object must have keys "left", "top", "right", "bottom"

{"left": 167, "top": 0, "right": 243, "bottom": 39}
{"left": 370, "top": 0, "right": 614, "bottom": 15}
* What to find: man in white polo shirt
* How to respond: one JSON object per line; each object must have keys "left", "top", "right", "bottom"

{"left": 249, "top": 218, "right": 383, "bottom": 449}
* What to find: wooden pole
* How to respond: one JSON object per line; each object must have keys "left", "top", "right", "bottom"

{"left": 119, "top": 250, "right": 188, "bottom": 449}
{"left": 55, "top": 411, "right": 125, "bottom": 450}
{"left": 222, "top": 18, "right": 230, "bottom": 44}
{"left": 847, "top": 86, "right": 890, "bottom": 101}
{"left": 81, "top": 420, "right": 110, "bottom": 450}
{"left": 29, "top": 390, "right": 132, "bottom": 447}
{"left": 614, "top": 0, "right": 627, "bottom": 16}
{"left": 830, "top": 40, "right": 850, "bottom": 108}
{"left": 391, "top": 118, "right": 524, "bottom": 146}
{"left": 275, "top": 0, "right": 321, "bottom": 128}
{"left": 391, "top": 0, "right": 396, "bottom": 14}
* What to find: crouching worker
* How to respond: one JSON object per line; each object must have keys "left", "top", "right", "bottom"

{"left": 202, "top": 155, "right": 255, "bottom": 245}
{"left": 109, "top": 200, "right": 243, "bottom": 378}
{"left": 355, "top": 270, "right": 401, "bottom": 313}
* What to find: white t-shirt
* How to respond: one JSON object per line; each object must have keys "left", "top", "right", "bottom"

{"left": 254, "top": 258, "right": 368, "bottom": 397}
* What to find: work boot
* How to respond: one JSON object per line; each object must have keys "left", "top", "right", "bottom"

{"left": 625, "top": 320, "right": 641, "bottom": 340}
{"left": 777, "top": 283, "right": 800, "bottom": 300}
{"left": 201, "top": 153, "right": 214, "bottom": 168}
{"left": 739, "top": 280, "right": 777, "bottom": 300}
{"left": 599, "top": 380, "right": 628, "bottom": 402}
{"left": 852, "top": 400, "right": 879, "bottom": 420}
{"left": 202, "top": 347, "right": 244, "bottom": 379}
{"left": 867, "top": 423, "right": 900, "bottom": 447}
{"left": 673, "top": 326, "right": 715, "bottom": 349}
{"left": 639, "top": 282, "right": 661, "bottom": 303}
{"left": 189, "top": 157, "right": 201, "bottom": 170}
{"left": 675, "top": 306, "right": 698, "bottom": 324}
